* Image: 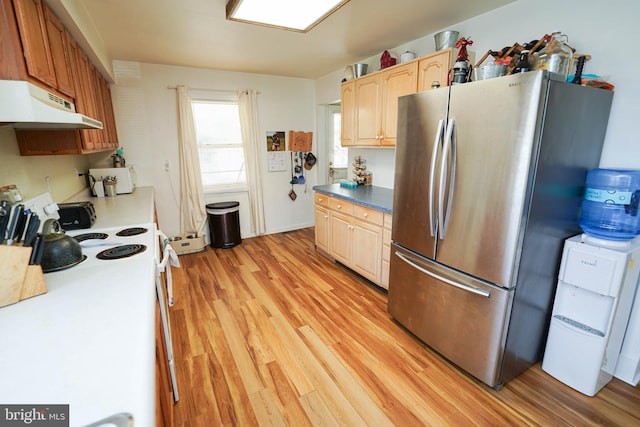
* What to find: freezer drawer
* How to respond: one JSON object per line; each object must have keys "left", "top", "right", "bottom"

{"left": 388, "top": 244, "right": 513, "bottom": 387}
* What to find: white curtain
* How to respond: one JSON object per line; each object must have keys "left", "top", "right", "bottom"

{"left": 176, "top": 85, "right": 207, "bottom": 235}
{"left": 238, "top": 89, "right": 266, "bottom": 235}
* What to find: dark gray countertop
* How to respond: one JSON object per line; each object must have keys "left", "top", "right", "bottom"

{"left": 313, "top": 184, "right": 394, "bottom": 213}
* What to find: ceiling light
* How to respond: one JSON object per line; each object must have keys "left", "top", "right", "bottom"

{"left": 226, "top": 0, "right": 349, "bottom": 32}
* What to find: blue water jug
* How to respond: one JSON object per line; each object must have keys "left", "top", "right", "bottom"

{"left": 579, "top": 168, "right": 640, "bottom": 240}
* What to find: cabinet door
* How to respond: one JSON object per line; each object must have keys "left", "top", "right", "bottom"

{"left": 12, "top": 0, "right": 56, "bottom": 88}
{"left": 74, "top": 47, "right": 101, "bottom": 151}
{"left": 314, "top": 205, "right": 329, "bottom": 253}
{"left": 43, "top": 5, "right": 74, "bottom": 97}
{"left": 91, "top": 66, "right": 106, "bottom": 150}
{"left": 354, "top": 73, "right": 381, "bottom": 146}
{"left": 352, "top": 218, "right": 383, "bottom": 283}
{"left": 380, "top": 62, "right": 418, "bottom": 146}
{"left": 418, "top": 50, "right": 452, "bottom": 91}
{"left": 329, "top": 211, "right": 352, "bottom": 266}
{"left": 100, "top": 77, "right": 119, "bottom": 148}
{"left": 340, "top": 81, "right": 355, "bottom": 146}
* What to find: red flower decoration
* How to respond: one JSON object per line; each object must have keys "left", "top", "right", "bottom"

{"left": 455, "top": 37, "right": 473, "bottom": 62}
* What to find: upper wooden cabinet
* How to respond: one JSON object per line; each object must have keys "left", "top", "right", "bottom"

{"left": 43, "top": 5, "right": 74, "bottom": 98}
{"left": 352, "top": 62, "right": 417, "bottom": 147}
{"left": 341, "top": 49, "right": 456, "bottom": 147}
{"left": 353, "top": 72, "right": 382, "bottom": 146}
{"left": 12, "top": 0, "right": 56, "bottom": 88}
{"left": 418, "top": 49, "right": 453, "bottom": 91}
{"left": 2, "top": 0, "right": 120, "bottom": 154}
{"left": 379, "top": 62, "right": 418, "bottom": 146}
{"left": 340, "top": 80, "right": 355, "bottom": 147}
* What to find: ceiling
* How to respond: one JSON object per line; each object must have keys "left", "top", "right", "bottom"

{"left": 62, "top": 0, "right": 513, "bottom": 79}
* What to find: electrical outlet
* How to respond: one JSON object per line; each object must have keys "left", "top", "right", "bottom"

{"left": 22, "top": 192, "right": 60, "bottom": 229}
{"left": 164, "top": 160, "right": 170, "bottom": 172}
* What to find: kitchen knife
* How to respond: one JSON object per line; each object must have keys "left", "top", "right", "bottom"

{"left": 34, "top": 234, "right": 45, "bottom": 265}
{"left": 23, "top": 214, "right": 40, "bottom": 247}
{"left": 5, "top": 204, "right": 23, "bottom": 245}
{"left": 29, "top": 234, "right": 45, "bottom": 265}
{"left": 0, "top": 201, "right": 8, "bottom": 243}
{"left": 13, "top": 209, "right": 28, "bottom": 243}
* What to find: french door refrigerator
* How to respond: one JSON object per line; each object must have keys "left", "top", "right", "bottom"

{"left": 388, "top": 71, "right": 614, "bottom": 388}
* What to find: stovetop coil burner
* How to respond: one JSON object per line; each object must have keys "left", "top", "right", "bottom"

{"left": 116, "top": 227, "right": 148, "bottom": 237}
{"left": 73, "top": 232, "right": 109, "bottom": 242}
{"left": 96, "top": 244, "right": 147, "bottom": 260}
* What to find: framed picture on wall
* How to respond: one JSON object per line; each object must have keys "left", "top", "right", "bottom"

{"left": 267, "top": 131, "right": 285, "bottom": 151}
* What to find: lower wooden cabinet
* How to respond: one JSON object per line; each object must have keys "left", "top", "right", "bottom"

{"left": 314, "top": 194, "right": 330, "bottom": 253}
{"left": 315, "top": 192, "right": 391, "bottom": 288}
{"left": 380, "top": 214, "right": 392, "bottom": 290}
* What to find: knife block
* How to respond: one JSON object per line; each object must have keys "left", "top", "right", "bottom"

{"left": 0, "top": 245, "right": 47, "bottom": 308}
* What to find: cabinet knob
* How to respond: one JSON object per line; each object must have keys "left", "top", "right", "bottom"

{"left": 337, "top": 205, "right": 342, "bottom": 209}
{"left": 318, "top": 198, "right": 323, "bottom": 202}
{"left": 363, "top": 213, "right": 368, "bottom": 217}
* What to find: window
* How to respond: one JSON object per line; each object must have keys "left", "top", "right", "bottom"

{"left": 191, "top": 96, "right": 247, "bottom": 191}
{"left": 329, "top": 104, "right": 348, "bottom": 167}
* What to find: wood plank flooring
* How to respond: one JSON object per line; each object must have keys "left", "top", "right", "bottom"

{"left": 169, "top": 227, "right": 640, "bottom": 426}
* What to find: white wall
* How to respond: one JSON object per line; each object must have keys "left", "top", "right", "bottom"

{"left": 109, "top": 62, "right": 317, "bottom": 238}
{"left": 316, "top": 0, "right": 640, "bottom": 189}
{"left": 0, "top": 128, "right": 92, "bottom": 202}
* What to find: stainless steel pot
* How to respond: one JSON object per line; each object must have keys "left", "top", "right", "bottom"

{"left": 41, "top": 219, "right": 85, "bottom": 272}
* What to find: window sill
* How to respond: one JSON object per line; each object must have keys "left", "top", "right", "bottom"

{"left": 203, "top": 184, "right": 248, "bottom": 194}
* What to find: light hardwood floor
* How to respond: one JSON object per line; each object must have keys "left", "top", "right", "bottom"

{"left": 169, "top": 227, "right": 640, "bottom": 426}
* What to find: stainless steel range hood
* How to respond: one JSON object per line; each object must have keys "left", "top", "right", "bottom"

{"left": 0, "top": 80, "right": 103, "bottom": 130}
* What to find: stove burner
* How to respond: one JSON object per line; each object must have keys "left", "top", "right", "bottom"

{"left": 116, "top": 227, "right": 148, "bottom": 237}
{"left": 73, "top": 232, "right": 109, "bottom": 242}
{"left": 96, "top": 244, "right": 147, "bottom": 260}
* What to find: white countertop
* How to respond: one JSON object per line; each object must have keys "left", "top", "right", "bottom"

{"left": 0, "top": 187, "right": 158, "bottom": 426}
{"left": 66, "top": 186, "right": 156, "bottom": 229}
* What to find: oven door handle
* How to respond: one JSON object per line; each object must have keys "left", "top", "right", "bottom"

{"left": 156, "top": 228, "right": 180, "bottom": 306}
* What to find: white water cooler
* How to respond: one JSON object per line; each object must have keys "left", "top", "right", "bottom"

{"left": 542, "top": 234, "right": 640, "bottom": 396}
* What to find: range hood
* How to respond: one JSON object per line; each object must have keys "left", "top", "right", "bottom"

{"left": 0, "top": 80, "right": 102, "bottom": 130}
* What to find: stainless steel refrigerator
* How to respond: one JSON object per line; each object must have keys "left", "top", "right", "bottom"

{"left": 388, "top": 71, "right": 614, "bottom": 388}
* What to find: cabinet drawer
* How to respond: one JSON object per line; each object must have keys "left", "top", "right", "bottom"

{"left": 328, "top": 198, "right": 354, "bottom": 216}
{"left": 353, "top": 204, "right": 383, "bottom": 226}
{"left": 315, "top": 193, "right": 329, "bottom": 207}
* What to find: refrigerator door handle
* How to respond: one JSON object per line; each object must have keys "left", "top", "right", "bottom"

{"left": 428, "top": 119, "right": 445, "bottom": 237}
{"left": 438, "top": 118, "right": 457, "bottom": 239}
{"left": 395, "top": 250, "right": 491, "bottom": 298}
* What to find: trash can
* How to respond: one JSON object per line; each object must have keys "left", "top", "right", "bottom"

{"left": 206, "top": 201, "right": 241, "bottom": 248}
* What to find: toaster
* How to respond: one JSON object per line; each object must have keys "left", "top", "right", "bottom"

{"left": 58, "top": 201, "right": 96, "bottom": 230}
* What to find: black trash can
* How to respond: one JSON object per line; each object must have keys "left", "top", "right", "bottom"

{"left": 206, "top": 201, "right": 241, "bottom": 248}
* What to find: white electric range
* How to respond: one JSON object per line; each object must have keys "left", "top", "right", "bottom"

{"left": 63, "top": 223, "right": 158, "bottom": 270}
{"left": 53, "top": 221, "right": 180, "bottom": 404}
{"left": 56, "top": 221, "right": 180, "bottom": 405}
{"left": 0, "top": 188, "right": 175, "bottom": 426}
